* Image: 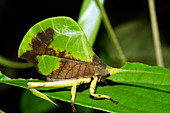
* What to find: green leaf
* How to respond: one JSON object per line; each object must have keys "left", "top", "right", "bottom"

{"left": 78, "top": 0, "right": 104, "bottom": 46}
{"left": 0, "top": 72, "right": 11, "bottom": 80}
{"left": 1, "top": 63, "right": 170, "bottom": 112}
{"left": 18, "top": 16, "right": 94, "bottom": 62}
{"left": 107, "top": 62, "right": 170, "bottom": 91}
{"left": 20, "top": 90, "right": 55, "bottom": 113}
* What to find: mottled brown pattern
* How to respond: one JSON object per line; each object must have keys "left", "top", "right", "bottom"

{"left": 46, "top": 54, "right": 110, "bottom": 81}
{"left": 21, "top": 28, "right": 84, "bottom": 70}
{"left": 47, "top": 58, "right": 95, "bottom": 80}
{"left": 72, "top": 64, "right": 81, "bottom": 77}
{"left": 20, "top": 28, "right": 56, "bottom": 66}
{"left": 29, "top": 28, "right": 80, "bottom": 61}
{"left": 32, "top": 28, "right": 56, "bottom": 55}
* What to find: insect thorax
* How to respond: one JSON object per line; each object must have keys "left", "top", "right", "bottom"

{"left": 92, "top": 55, "right": 110, "bottom": 81}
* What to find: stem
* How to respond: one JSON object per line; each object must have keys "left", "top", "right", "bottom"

{"left": 0, "top": 55, "right": 33, "bottom": 69}
{"left": 0, "top": 109, "right": 5, "bottom": 113}
{"left": 95, "top": 0, "right": 127, "bottom": 65}
{"left": 148, "top": 0, "right": 164, "bottom": 67}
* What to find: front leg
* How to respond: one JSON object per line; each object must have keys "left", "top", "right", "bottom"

{"left": 90, "top": 76, "right": 118, "bottom": 104}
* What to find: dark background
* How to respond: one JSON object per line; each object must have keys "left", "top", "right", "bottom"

{"left": 0, "top": 0, "right": 170, "bottom": 112}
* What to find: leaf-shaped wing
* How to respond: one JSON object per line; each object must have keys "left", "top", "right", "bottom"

{"left": 18, "top": 17, "right": 94, "bottom": 62}
{"left": 18, "top": 17, "right": 95, "bottom": 77}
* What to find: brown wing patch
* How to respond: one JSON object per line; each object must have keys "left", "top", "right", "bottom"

{"left": 31, "top": 28, "right": 56, "bottom": 55}
{"left": 48, "top": 58, "right": 95, "bottom": 79}
{"left": 20, "top": 28, "right": 56, "bottom": 66}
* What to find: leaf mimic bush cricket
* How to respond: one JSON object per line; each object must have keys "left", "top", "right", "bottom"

{"left": 18, "top": 17, "right": 118, "bottom": 112}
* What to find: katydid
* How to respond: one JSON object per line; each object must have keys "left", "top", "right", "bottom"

{"left": 18, "top": 16, "right": 118, "bottom": 112}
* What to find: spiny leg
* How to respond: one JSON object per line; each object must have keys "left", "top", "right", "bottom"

{"left": 90, "top": 76, "right": 118, "bottom": 104}
{"left": 71, "top": 81, "right": 78, "bottom": 112}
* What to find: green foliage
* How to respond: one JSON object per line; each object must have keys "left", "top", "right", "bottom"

{"left": 107, "top": 62, "right": 170, "bottom": 91}
{"left": 0, "top": 56, "right": 33, "bottom": 69}
{"left": 1, "top": 0, "right": 170, "bottom": 112}
{"left": 0, "top": 72, "right": 11, "bottom": 81}
{"left": 78, "top": 0, "right": 104, "bottom": 46}
{"left": 20, "top": 90, "right": 55, "bottom": 113}
{"left": 1, "top": 62, "right": 170, "bottom": 112}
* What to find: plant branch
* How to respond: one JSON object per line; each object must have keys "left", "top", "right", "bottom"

{"left": 95, "top": 0, "right": 127, "bottom": 66}
{"left": 0, "top": 55, "right": 33, "bottom": 69}
{"left": 148, "top": 0, "right": 164, "bottom": 67}
{"left": 0, "top": 109, "right": 5, "bottom": 113}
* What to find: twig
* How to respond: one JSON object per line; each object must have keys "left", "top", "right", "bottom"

{"left": 0, "top": 55, "right": 33, "bottom": 69}
{"left": 148, "top": 0, "right": 164, "bottom": 67}
{"left": 95, "top": 0, "right": 127, "bottom": 65}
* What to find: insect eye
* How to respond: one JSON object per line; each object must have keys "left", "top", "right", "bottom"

{"left": 107, "top": 73, "right": 110, "bottom": 77}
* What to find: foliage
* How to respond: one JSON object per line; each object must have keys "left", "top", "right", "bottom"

{"left": 0, "top": 0, "right": 170, "bottom": 113}
{"left": 1, "top": 62, "right": 170, "bottom": 112}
